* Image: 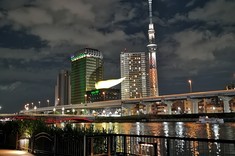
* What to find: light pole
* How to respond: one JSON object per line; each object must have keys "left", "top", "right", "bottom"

{"left": 34, "top": 106, "right": 37, "bottom": 114}
{"left": 84, "top": 94, "right": 87, "bottom": 103}
{"left": 25, "top": 105, "right": 29, "bottom": 112}
{"left": 47, "top": 99, "right": 50, "bottom": 107}
{"left": 57, "top": 98, "right": 60, "bottom": 105}
{"left": 188, "top": 80, "right": 192, "bottom": 93}
{"left": 25, "top": 104, "right": 29, "bottom": 111}
{"left": 31, "top": 102, "right": 34, "bottom": 109}
{"left": 102, "top": 92, "right": 105, "bottom": 101}
{"left": 53, "top": 108, "right": 56, "bottom": 114}
{"left": 72, "top": 109, "right": 75, "bottom": 115}
{"left": 62, "top": 107, "right": 65, "bottom": 115}
{"left": 38, "top": 101, "right": 41, "bottom": 108}
{"left": 0, "top": 106, "right": 2, "bottom": 112}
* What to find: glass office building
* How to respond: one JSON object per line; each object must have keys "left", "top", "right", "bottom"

{"left": 71, "top": 48, "right": 103, "bottom": 104}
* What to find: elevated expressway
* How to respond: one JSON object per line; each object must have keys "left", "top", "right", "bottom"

{"left": 20, "top": 89, "right": 235, "bottom": 115}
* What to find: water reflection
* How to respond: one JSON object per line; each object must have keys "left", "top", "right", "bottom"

{"left": 174, "top": 122, "right": 185, "bottom": 154}
{"left": 212, "top": 124, "right": 221, "bottom": 155}
{"left": 74, "top": 122, "right": 235, "bottom": 140}
{"left": 163, "top": 122, "right": 169, "bottom": 137}
{"left": 212, "top": 124, "right": 220, "bottom": 140}
{"left": 136, "top": 122, "right": 141, "bottom": 135}
{"left": 69, "top": 122, "right": 235, "bottom": 155}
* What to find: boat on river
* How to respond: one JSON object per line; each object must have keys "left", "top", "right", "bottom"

{"left": 197, "top": 116, "right": 224, "bottom": 124}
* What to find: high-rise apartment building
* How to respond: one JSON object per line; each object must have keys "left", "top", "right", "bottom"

{"left": 70, "top": 48, "right": 103, "bottom": 104}
{"left": 54, "top": 69, "right": 71, "bottom": 106}
{"left": 120, "top": 51, "right": 148, "bottom": 99}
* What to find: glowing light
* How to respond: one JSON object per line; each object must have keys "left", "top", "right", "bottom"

{"left": 2, "top": 150, "right": 30, "bottom": 155}
{"left": 95, "top": 77, "right": 125, "bottom": 89}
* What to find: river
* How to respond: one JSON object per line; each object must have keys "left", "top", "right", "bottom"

{"left": 75, "top": 122, "right": 235, "bottom": 140}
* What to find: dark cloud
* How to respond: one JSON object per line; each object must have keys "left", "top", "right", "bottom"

{"left": 0, "top": 0, "right": 234, "bottom": 113}
{"left": 0, "top": 81, "right": 22, "bottom": 91}
{"left": 188, "top": 0, "right": 235, "bottom": 25}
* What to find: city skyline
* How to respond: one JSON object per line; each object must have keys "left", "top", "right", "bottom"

{"left": 0, "top": 0, "right": 235, "bottom": 113}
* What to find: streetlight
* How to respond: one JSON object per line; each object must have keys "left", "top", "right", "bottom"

{"left": 62, "top": 107, "right": 65, "bottom": 115}
{"left": 53, "top": 108, "right": 56, "bottom": 114}
{"left": 34, "top": 106, "right": 37, "bottom": 114}
{"left": 84, "top": 94, "right": 87, "bottom": 103}
{"left": 188, "top": 80, "right": 192, "bottom": 93}
{"left": 0, "top": 106, "right": 2, "bottom": 112}
{"left": 72, "top": 109, "right": 75, "bottom": 115}
{"left": 38, "top": 101, "right": 41, "bottom": 108}
{"left": 25, "top": 104, "right": 29, "bottom": 111}
{"left": 102, "top": 92, "right": 106, "bottom": 101}
{"left": 47, "top": 100, "right": 50, "bottom": 107}
{"left": 31, "top": 102, "right": 34, "bottom": 109}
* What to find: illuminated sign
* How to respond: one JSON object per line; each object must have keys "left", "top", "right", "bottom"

{"left": 91, "top": 90, "right": 100, "bottom": 95}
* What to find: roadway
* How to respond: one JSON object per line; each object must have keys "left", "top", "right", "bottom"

{"left": 20, "top": 89, "right": 235, "bottom": 114}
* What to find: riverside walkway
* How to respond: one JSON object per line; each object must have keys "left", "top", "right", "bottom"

{"left": 0, "top": 150, "right": 34, "bottom": 156}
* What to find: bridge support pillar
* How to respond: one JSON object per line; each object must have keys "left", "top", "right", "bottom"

{"left": 219, "top": 96, "right": 232, "bottom": 113}
{"left": 164, "top": 101, "right": 172, "bottom": 115}
{"left": 191, "top": 99, "right": 200, "bottom": 114}
{"left": 145, "top": 103, "right": 151, "bottom": 114}
{"left": 122, "top": 104, "right": 132, "bottom": 116}
{"left": 184, "top": 99, "right": 192, "bottom": 114}
{"left": 203, "top": 98, "right": 210, "bottom": 113}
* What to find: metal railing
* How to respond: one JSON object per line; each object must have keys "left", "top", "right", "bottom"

{"left": 86, "top": 134, "right": 235, "bottom": 156}
{"left": 27, "top": 133, "right": 235, "bottom": 156}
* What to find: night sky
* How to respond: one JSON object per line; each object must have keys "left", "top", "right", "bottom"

{"left": 0, "top": 0, "right": 234, "bottom": 113}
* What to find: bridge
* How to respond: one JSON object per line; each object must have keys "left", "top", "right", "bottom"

{"left": 19, "top": 89, "right": 235, "bottom": 116}
{"left": 0, "top": 114, "right": 93, "bottom": 123}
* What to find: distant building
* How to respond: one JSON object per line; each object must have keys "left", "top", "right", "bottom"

{"left": 226, "top": 83, "right": 235, "bottom": 90}
{"left": 54, "top": 70, "right": 71, "bottom": 106}
{"left": 120, "top": 51, "right": 148, "bottom": 99}
{"left": 70, "top": 48, "right": 103, "bottom": 104}
{"left": 86, "top": 88, "right": 120, "bottom": 103}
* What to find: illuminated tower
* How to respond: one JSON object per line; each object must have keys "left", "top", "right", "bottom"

{"left": 147, "top": 0, "right": 159, "bottom": 96}
{"left": 70, "top": 48, "right": 103, "bottom": 104}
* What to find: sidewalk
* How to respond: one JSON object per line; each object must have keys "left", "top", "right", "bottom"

{"left": 0, "top": 150, "right": 34, "bottom": 156}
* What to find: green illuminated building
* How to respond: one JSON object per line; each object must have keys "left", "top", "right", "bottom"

{"left": 70, "top": 48, "right": 103, "bottom": 104}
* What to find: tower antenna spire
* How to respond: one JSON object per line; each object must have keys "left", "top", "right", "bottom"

{"left": 148, "top": 0, "right": 153, "bottom": 24}
{"left": 147, "top": 0, "right": 159, "bottom": 96}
